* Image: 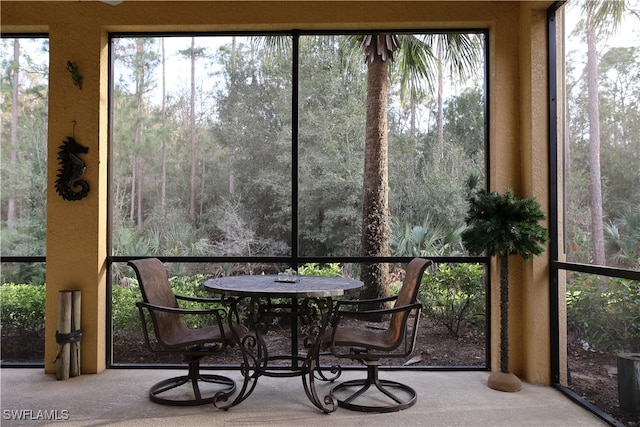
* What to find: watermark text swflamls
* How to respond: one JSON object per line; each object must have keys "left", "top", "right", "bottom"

{"left": 3, "top": 409, "right": 70, "bottom": 421}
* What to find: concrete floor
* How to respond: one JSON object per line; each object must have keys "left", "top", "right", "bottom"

{"left": 1, "top": 368, "right": 606, "bottom": 426}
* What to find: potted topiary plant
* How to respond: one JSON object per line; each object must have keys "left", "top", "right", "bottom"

{"left": 462, "top": 188, "right": 548, "bottom": 392}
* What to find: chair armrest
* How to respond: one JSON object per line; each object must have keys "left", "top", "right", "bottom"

{"left": 174, "top": 293, "right": 225, "bottom": 304}
{"left": 334, "top": 301, "right": 421, "bottom": 321}
{"left": 136, "top": 301, "right": 227, "bottom": 317}
{"left": 334, "top": 294, "right": 398, "bottom": 310}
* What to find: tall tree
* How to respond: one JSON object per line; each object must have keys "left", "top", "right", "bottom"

{"left": 579, "top": 0, "right": 626, "bottom": 265}
{"left": 189, "top": 37, "right": 197, "bottom": 222}
{"left": 132, "top": 39, "right": 149, "bottom": 227}
{"left": 598, "top": 46, "right": 640, "bottom": 216}
{"left": 426, "top": 34, "right": 482, "bottom": 164}
{"left": 0, "top": 37, "right": 49, "bottom": 266}
{"left": 359, "top": 33, "right": 481, "bottom": 308}
{"left": 359, "top": 34, "right": 398, "bottom": 306}
{"left": 7, "top": 39, "right": 20, "bottom": 231}
{"left": 160, "top": 38, "right": 167, "bottom": 214}
{"left": 110, "top": 37, "right": 159, "bottom": 228}
{"left": 179, "top": 38, "right": 208, "bottom": 222}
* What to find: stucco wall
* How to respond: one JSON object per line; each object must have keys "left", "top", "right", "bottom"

{"left": 1, "top": 1, "right": 554, "bottom": 384}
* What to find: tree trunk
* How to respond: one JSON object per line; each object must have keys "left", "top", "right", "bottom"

{"left": 436, "top": 40, "right": 445, "bottom": 163}
{"left": 129, "top": 156, "right": 136, "bottom": 223}
{"left": 189, "top": 37, "right": 197, "bottom": 222}
{"left": 133, "top": 39, "right": 145, "bottom": 228}
{"left": 200, "top": 160, "right": 205, "bottom": 217}
{"left": 499, "top": 255, "right": 510, "bottom": 373}
{"left": 7, "top": 39, "right": 20, "bottom": 230}
{"left": 586, "top": 23, "right": 606, "bottom": 266}
{"left": 229, "top": 36, "right": 237, "bottom": 196}
{"left": 360, "top": 49, "right": 391, "bottom": 311}
{"left": 136, "top": 158, "right": 144, "bottom": 227}
{"left": 161, "top": 38, "right": 167, "bottom": 215}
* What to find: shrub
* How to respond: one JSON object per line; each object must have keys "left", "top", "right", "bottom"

{"left": 297, "top": 262, "right": 341, "bottom": 277}
{"left": 567, "top": 274, "right": 640, "bottom": 352}
{"left": 419, "top": 263, "right": 485, "bottom": 337}
{"left": 112, "top": 283, "right": 141, "bottom": 333}
{"left": 0, "top": 283, "right": 45, "bottom": 335}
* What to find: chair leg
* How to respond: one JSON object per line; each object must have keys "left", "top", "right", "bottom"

{"left": 149, "top": 357, "right": 236, "bottom": 406}
{"left": 330, "top": 364, "right": 417, "bottom": 413}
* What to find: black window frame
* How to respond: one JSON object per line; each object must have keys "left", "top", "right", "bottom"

{"left": 547, "top": 2, "right": 640, "bottom": 424}
{"left": 111, "top": 29, "right": 493, "bottom": 368}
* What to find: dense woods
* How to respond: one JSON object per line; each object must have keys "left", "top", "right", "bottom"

{"left": 108, "top": 33, "right": 487, "bottom": 268}
{"left": 2, "top": 18, "right": 639, "bottom": 278}
{"left": 1, "top": 4, "right": 638, "bottom": 341}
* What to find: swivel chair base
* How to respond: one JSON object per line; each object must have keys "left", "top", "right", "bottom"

{"left": 330, "top": 364, "right": 417, "bottom": 413}
{"left": 149, "top": 357, "right": 236, "bottom": 406}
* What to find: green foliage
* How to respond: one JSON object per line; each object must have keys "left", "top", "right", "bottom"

{"left": 391, "top": 216, "right": 465, "bottom": 257}
{"left": 297, "top": 262, "right": 341, "bottom": 277}
{"left": 567, "top": 274, "right": 640, "bottom": 352}
{"left": 168, "top": 275, "right": 228, "bottom": 328}
{"left": 111, "top": 283, "right": 140, "bottom": 332}
{"left": 443, "top": 87, "right": 485, "bottom": 158}
{"left": 462, "top": 189, "right": 548, "bottom": 259}
{"left": 419, "top": 263, "right": 485, "bottom": 337}
{"left": 1, "top": 261, "right": 45, "bottom": 286}
{"left": 111, "top": 217, "right": 215, "bottom": 282}
{"left": 169, "top": 274, "right": 212, "bottom": 299}
{"left": 565, "top": 33, "right": 640, "bottom": 267}
{"left": 604, "top": 205, "right": 640, "bottom": 269}
{"left": 1, "top": 38, "right": 49, "bottom": 284}
{"left": 0, "top": 283, "right": 45, "bottom": 334}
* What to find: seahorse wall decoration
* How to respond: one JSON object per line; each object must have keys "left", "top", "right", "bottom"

{"left": 55, "top": 136, "right": 90, "bottom": 201}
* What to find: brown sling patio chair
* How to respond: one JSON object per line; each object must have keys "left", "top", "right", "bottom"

{"left": 128, "top": 258, "right": 246, "bottom": 406}
{"left": 323, "top": 257, "right": 431, "bottom": 413}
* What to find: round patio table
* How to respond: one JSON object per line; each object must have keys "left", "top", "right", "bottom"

{"left": 205, "top": 274, "right": 363, "bottom": 298}
{"left": 204, "top": 274, "right": 363, "bottom": 413}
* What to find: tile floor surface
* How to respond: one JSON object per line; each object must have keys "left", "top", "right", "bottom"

{"left": 0, "top": 368, "right": 607, "bottom": 426}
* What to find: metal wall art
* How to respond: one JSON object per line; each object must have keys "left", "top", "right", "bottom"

{"left": 55, "top": 136, "right": 90, "bottom": 201}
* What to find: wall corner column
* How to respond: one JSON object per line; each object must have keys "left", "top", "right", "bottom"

{"left": 44, "top": 22, "right": 109, "bottom": 374}
{"left": 516, "top": 3, "right": 553, "bottom": 385}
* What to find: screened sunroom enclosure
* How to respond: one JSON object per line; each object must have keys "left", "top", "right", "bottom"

{"left": 3, "top": 1, "right": 640, "bottom": 424}
{"left": 108, "top": 31, "right": 490, "bottom": 367}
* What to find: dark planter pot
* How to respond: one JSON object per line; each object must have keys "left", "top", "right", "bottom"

{"left": 617, "top": 353, "right": 640, "bottom": 414}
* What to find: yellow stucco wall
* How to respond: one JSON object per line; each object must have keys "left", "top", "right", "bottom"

{"left": 1, "top": 0, "right": 555, "bottom": 384}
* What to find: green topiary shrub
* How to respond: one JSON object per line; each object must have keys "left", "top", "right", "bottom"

{"left": 0, "top": 283, "right": 45, "bottom": 335}
{"left": 419, "top": 263, "right": 485, "bottom": 337}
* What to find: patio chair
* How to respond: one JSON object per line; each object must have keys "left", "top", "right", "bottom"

{"left": 128, "top": 258, "right": 246, "bottom": 406}
{"left": 323, "top": 257, "right": 431, "bottom": 412}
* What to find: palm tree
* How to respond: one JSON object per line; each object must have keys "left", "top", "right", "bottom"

{"left": 604, "top": 206, "right": 640, "bottom": 268}
{"left": 255, "top": 33, "right": 481, "bottom": 308}
{"left": 358, "top": 34, "right": 399, "bottom": 306}
{"left": 577, "top": 0, "right": 626, "bottom": 266}
{"left": 462, "top": 189, "right": 548, "bottom": 392}
{"left": 358, "top": 33, "right": 480, "bottom": 309}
